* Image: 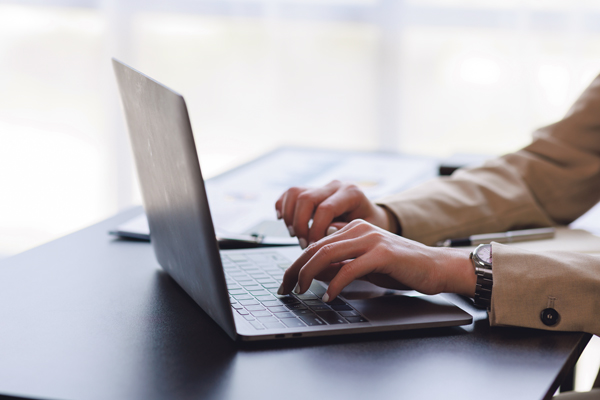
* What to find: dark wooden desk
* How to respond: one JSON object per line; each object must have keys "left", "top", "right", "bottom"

{"left": 0, "top": 206, "right": 590, "bottom": 400}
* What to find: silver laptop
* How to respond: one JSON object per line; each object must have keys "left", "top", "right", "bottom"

{"left": 112, "top": 58, "right": 472, "bottom": 341}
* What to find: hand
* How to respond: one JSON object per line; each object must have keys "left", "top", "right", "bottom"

{"left": 277, "top": 220, "right": 476, "bottom": 301}
{"left": 275, "top": 180, "right": 396, "bottom": 249}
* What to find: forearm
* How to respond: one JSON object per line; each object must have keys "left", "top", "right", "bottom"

{"left": 376, "top": 158, "right": 556, "bottom": 246}
{"left": 377, "top": 73, "right": 600, "bottom": 245}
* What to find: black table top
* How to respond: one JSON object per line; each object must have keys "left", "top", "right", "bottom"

{"left": 0, "top": 206, "right": 590, "bottom": 400}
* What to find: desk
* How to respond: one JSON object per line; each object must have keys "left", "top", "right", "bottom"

{"left": 0, "top": 205, "right": 591, "bottom": 400}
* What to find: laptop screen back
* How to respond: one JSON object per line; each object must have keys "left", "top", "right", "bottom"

{"left": 112, "top": 58, "right": 236, "bottom": 339}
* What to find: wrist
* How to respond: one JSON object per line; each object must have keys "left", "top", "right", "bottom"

{"left": 378, "top": 205, "right": 401, "bottom": 235}
{"left": 439, "top": 248, "right": 476, "bottom": 297}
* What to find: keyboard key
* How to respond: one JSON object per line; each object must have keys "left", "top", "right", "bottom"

{"left": 292, "top": 309, "right": 314, "bottom": 315}
{"left": 231, "top": 304, "right": 244, "bottom": 310}
{"left": 249, "top": 321, "right": 265, "bottom": 330}
{"left": 255, "top": 295, "right": 277, "bottom": 302}
{"left": 249, "top": 272, "right": 268, "bottom": 278}
{"left": 282, "top": 318, "right": 305, "bottom": 328}
{"left": 261, "top": 268, "right": 280, "bottom": 274}
{"left": 267, "top": 306, "right": 288, "bottom": 313}
{"left": 261, "top": 300, "right": 284, "bottom": 307}
{"left": 316, "top": 311, "right": 347, "bottom": 324}
{"left": 275, "top": 312, "right": 296, "bottom": 319}
{"left": 309, "top": 282, "right": 327, "bottom": 297}
{"left": 242, "top": 284, "right": 261, "bottom": 290}
{"left": 271, "top": 254, "right": 289, "bottom": 262}
{"left": 339, "top": 310, "right": 359, "bottom": 317}
{"left": 327, "top": 297, "right": 346, "bottom": 306}
{"left": 227, "top": 284, "right": 240, "bottom": 290}
{"left": 232, "top": 294, "right": 253, "bottom": 301}
{"left": 309, "top": 305, "right": 331, "bottom": 311}
{"left": 264, "top": 322, "right": 285, "bottom": 329}
{"left": 304, "top": 300, "right": 324, "bottom": 306}
{"left": 257, "top": 316, "right": 278, "bottom": 323}
{"left": 228, "top": 289, "right": 247, "bottom": 295}
{"left": 251, "top": 310, "right": 272, "bottom": 317}
{"left": 248, "top": 290, "right": 269, "bottom": 296}
{"left": 246, "top": 305, "right": 266, "bottom": 311}
{"left": 263, "top": 283, "right": 281, "bottom": 289}
{"left": 286, "top": 303, "right": 307, "bottom": 310}
{"left": 331, "top": 304, "right": 352, "bottom": 311}
{"left": 243, "top": 315, "right": 255, "bottom": 321}
{"left": 298, "top": 314, "right": 326, "bottom": 326}
{"left": 256, "top": 278, "right": 276, "bottom": 284}
{"left": 279, "top": 297, "right": 299, "bottom": 304}
{"left": 239, "top": 299, "right": 259, "bottom": 306}
{"left": 297, "top": 293, "right": 318, "bottom": 300}
{"left": 227, "top": 254, "right": 248, "bottom": 262}
{"left": 237, "top": 309, "right": 249, "bottom": 315}
{"left": 345, "top": 316, "right": 369, "bottom": 323}
{"left": 248, "top": 254, "right": 270, "bottom": 262}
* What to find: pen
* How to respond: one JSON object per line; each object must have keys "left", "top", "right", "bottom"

{"left": 436, "top": 227, "right": 556, "bottom": 247}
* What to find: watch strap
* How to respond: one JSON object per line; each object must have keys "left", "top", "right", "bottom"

{"left": 470, "top": 244, "right": 493, "bottom": 309}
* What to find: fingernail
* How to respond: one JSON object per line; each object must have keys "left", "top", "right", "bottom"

{"left": 293, "top": 283, "right": 301, "bottom": 294}
{"left": 277, "top": 284, "right": 284, "bottom": 295}
{"left": 276, "top": 210, "right": 282, "bottom": 219}
{"left": 322, "top": 293, "right": 330, "bottom": 303}
{"left": 326, "top": 226, "right": 338, "bottom": 236}
{"left": 287, "top": 225, "right": 295, "bottom": 237}
{"left": 299, "top": 238, "right": 307, "bottom": 249}
{"left": 309, "top": 241, "right": 314, "bottom": 246}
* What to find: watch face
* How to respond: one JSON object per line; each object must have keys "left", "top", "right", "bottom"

{"left": 478, "top": 244, "right": 492, "bottom": 264}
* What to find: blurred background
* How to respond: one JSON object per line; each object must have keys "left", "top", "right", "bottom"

{"left": 3, "top": 0, "right": 600, "bottom": 257}
{"left": 1, "top": 0, "right": 600, "bottom": 391}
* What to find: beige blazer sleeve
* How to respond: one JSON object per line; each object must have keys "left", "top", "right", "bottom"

{"left": 377, "top": 74, "right": 600, "bottom": 335}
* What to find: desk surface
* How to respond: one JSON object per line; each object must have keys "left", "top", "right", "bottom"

{"left": 0, "top": 206, "right": 590, "bottom": 400}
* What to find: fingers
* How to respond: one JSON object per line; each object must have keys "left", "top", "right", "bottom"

{"left": 326, "top": 222, "right": 347, "bottom": 236}
{"left": 292, "top": 182, "right": 341, "bottom": 247}
{"left": 295, "top": 237, "right": 369, "bottom": 294}
{"left": 274, "top": 192, "right": 285, "bottom": 220}
{"left": 278, "top": 220, "right": 372, "bottom": 294}
{"left": 307, "top": 189, "right": 361, "bottom": 244}
{"left": 279, "top": 187, "right": 305, "bottom": 236}
{"left": 323, "top": 255, "right": 378, "bottom": 302}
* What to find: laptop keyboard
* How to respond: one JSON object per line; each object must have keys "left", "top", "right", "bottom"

{"left": 222, "top": 252, "right": 369, "bottom": 331}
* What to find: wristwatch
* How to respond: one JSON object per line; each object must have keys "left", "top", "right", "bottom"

{"left": 470, "top": 244, "right": 493, "bottom": 309}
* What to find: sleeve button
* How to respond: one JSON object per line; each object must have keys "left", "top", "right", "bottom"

{"left": 540, "top": 308, "right": 560, "bottom": 326}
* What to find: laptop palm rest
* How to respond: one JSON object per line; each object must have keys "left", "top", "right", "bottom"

{"left": 340, "top": 281, "right": 472, "bottom": 327}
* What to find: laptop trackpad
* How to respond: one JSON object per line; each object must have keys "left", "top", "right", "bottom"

{"left": 340, "top": 281, "right": 471, "bottom": 325}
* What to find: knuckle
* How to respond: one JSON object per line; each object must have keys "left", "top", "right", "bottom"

{"left": 316, "top": 202, "right": 334, "bottom": 216}
{"left": 305, "top": 241, "right": 320, "bottom": 256}
{"left": 366, "top": 229, "right": 384, "bottom": 240}
{"left": 348, "top": 219, "right": 363, "bottom": 227}
{"left": 343, "top": 183, "right": 360, "bottom": 193}
{"left": 296, "top": 192, "right": 314, "bottom": 204}
{"left": 338, "top": 262, "right": 357, "bottom": 282}
{"left": 316, "top": 243, "right": 335, "bottom": 260}
{"left": 288, "top": 186, "right": 303, "bottom": 196}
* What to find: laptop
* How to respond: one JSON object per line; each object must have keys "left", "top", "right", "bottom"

{"left": 112, "top": 58, "right": 472, "bottom": 341}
